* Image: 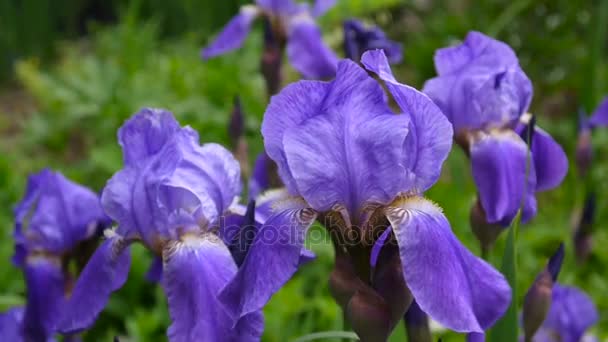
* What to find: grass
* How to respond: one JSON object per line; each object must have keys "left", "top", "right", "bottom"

{"left": 0, "top": 1, "right": 607, "bottom": 340}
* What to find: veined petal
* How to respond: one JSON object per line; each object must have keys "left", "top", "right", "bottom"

{"left": 162, "top": 235, "right": 262, "bottom": 342}
{"left": 287, "top": 17, "right": 338, "bottom": 79}
{"left": 263, "top": 59, "right": 404, "bottom": 212}
{"left": 385, "top": 196, "right": 511, "bottom": 332}
{"left": 589, "top": 97, "right": 608, "bottom": 127}
{"left": 219, "top": 198, "right": 317, "bottom": 323}
{"left": 57, "top": 236, "right": 131, "bottom": 333}
{"left": 470, "top": 131, "right": 536, "bottom": 226}
{"left": 541, "top": 284, "right": 598, "bottom": 342}
{"left": 118, "top": 108, "right": 181, "bottom": 167}
{"left": 283, "top": 108, "right": 410, "bottom": 212}
{"left": 14, "top": 169, "right": 107, "bottom": 255}
{"left": 422, "top": 32, "right": 532, "bottom": 132}
{"left": 23, "top": 257, "right": 65, "bottom": 341}
{"left": 0, "top": 307, "right": 25, "bottom": 341}
{"left": 202, "top": 6, "right": 259, "bottom": 59}
{"left": 361, "top": 50, "right": 453, "bottom": 191}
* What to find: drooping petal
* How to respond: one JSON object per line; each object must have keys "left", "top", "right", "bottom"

{"left": 219, "top": 198, "right": 317, "bottom": 323}
{"left": 541, "top": 284, "right": 598, "bottom": 342}
{"left": 588, "top": 96, "right": 608, "bottom": 127}
{"left": 162, "top": 235, "right": 262, "bottom": 342}
{"left": 361, "top": 50, "right": 453, "bottom": 191}
{"left": 57, "top": 236, "right": 131, "bottom": 333}
{"left": 385, "top": 196, "right": 511, "bottom": 332}
{"left": 23, "top": 257, "right": 65, "bottom": 341}
{"left": 0, "top": 307, "right": 25, "bottom": 341}
{"left": 312, "top": 0, "right": 336, "bottom": 17}
{"left": 201, "top": 6, "right": 260, "bottom": 59}
{"left": 287, "top": 17, "right": 338, "bottom": 79}
{"left": 470, "top": 131, "right": 537, "bottom": 226}
{"left": 529, "top": 127, "right": 567, "bottom": 192}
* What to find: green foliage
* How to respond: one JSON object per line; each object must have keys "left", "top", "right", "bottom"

{"left": 1, "top": 0, "right": 608, "bottom": 341}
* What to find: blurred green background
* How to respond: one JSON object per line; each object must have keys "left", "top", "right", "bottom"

{"left": 1, "top": 0, "right": 607, "bottom": 340}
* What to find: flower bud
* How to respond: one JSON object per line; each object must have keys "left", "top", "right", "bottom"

{"left": 522, "top": 243, "right": 564, "bottom": 341}
{"left": 347, "top": 286, "right": 392, "bottom": 342}
{"left": 404, "top": 300, "right": 432, "bottom": 342}
{"left": 576, "top": 110, "right": 593, "bottom": 177}
{"left": 574, "top": 192, "right": 596, "bottom": 264}
{"left": 261, "top": 17, "right": 284, "bottom": 96}
{"left": 470, "top": 199, "right": 504, "bottom": 255}
{"left": 329, "top": 253, "right": 365, "bottom": 310}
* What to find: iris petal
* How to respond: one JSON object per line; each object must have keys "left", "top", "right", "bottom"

{"left": 201, "top": 6, "right": 259, "bottom": 59}
{"left": 385, "top": 196, "right": 511, "bottom": 332}
{"left": 287, "top": 17, "right": 338, "bottom": 79}
{"left": 470, "top": 131, "right": 537, "bottom": 226}
{"left": 23, "top": 258, "right": 64, "bottom": 341}
{"left": 57, "top": 236, "right": 131, "bottom": 334}
{"left": 162, "top": 235, "right": 262, "bottom": 342}
{"left": 219, "top": 198, "right": 317, "bottom": 323}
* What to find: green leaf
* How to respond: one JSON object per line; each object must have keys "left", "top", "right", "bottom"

{"left": 488, "top": 215, "right": 519, "bottom": 342}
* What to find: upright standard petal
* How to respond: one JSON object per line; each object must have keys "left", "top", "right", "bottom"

{"left": 540, "top": 284, "right": 598, "bottom": 342}
{"left": 118, "top": 108, "right": 181, "bottom": 167}
{"left": 57, "top": 236, "right": 131, "bottom": 333}
{"left": 385, "top": 196, "right": 511, "bottom": 332}
{"left": 14, "top": 169, "right": 107, "bottom": 255}
{"left": 23, "top": 257, "right": 65, "bottom": 341}
{"left": 361, "top": 50, "right": 453, "bottom": 191}
{"left": 263, "top": 59, "right": 415, "bottom": 213}
{"left": 287, "top": 17, "right": 338, "bottom": 79}
{"left": 219, "top": 198, "right": 317, "bottom": 323}
{"left": 433, "top": 31, "right": 518, "bottom": 76}
{"left": 470, "top": 131, "right": 537, "bottom": 226}
{"left": 162, "top": 235, "right": 262, "bottom": 342}
{"left": 422, "top": 32, "right": 532, "bottom": 132}
{"left": 588, "top": 96, "right": 608, "bottom": 127}
{"left": 202, "top": 6, "right": 259, "bottom": 59}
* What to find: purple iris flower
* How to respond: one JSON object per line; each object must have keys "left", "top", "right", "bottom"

{"left": 202, "top": 0, "right": 339, "bottom": 79}
{"left": 0, "top": 169, "right": 108, "bottom": 341}
{"left": 343, "top": 19, "right": 402, "bottom": 63}
{"left": 56, "top": 109, "right": 268, "bottom": 341}
{"left": 532, "top": 284, "right": 599, "bottom": 342}
{"left": 238, "top": 49, "right": 510, "bottom": 336}
{"left": 423, "top": 31, "right": 568, "bottom": 227}
{"left": 588, "top": 96, "right": 608, "bottom": 127}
